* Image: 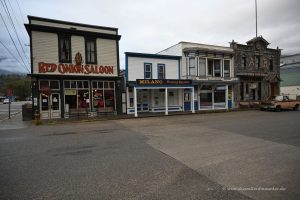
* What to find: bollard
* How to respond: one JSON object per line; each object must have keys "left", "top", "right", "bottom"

{"left": 34, "top": 110, "right": 41, "bottom": 125}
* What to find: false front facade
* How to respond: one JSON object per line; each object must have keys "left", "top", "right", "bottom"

{"left": 158, "top": 42, "right": 239, "bottom": 110}
{"left": 25, "top": 16, "right": 122, "bottom": 119}
{"left": 125, "top": 52, "right": 195, "bottom": 117}
{"left": 230, "top": 36, "right": 281, "bottom": 104}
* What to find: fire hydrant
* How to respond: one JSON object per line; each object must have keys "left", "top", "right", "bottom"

{"left": 34, "top": 111, "right": 41, "bottom": 125}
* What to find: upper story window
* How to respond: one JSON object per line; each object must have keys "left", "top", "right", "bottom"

{"left": 269, "top": 58, "right": 273, "bottom": 71}
{"left": 224, "top": 60, "right": 230, "bottom": 78}
{"left": 199, "top": 58, "right": 206, "bottom": 76}
{"left": 189, "top": 57, "right": 196, "bottom": 76}
{"left": 213, "top": 60, "right": 221, "bottom": 77}
{"left": 208, "top": 59, "right": 213, "bottom": 76}
{"left": 144, "top": 63, "right": 152, "bottom": 79}
{"left": 255, "top": 55, "right": 260, "bottom": 69}
{"left": 85, "top": 38, "right": 97, "bottom": 64}
{"left": 207, "top": 59, "right": 221, "bottom": 77}
{"left": 242, "top": 56, "right": 246, "bottom": 69}
{"left": 157, "top": 64, "right": 165, "bottom": 79}
{"left": 59, "top": 35, "right": 71, "bottom": 63}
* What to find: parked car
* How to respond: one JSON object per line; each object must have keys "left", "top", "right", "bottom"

{"left": 260, "top": 95, "right": 300, "bottom": 112}
{"left": 3, "top": 98, "right": 10, "bottom": 104}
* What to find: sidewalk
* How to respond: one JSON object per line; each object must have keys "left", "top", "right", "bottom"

{"left": 0, "top": 112, "right": 33, "bottom": 130}
{"left": 43, "top": 108, "right": 249, "bottom": 125}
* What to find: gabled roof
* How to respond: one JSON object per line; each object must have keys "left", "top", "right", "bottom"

{"left": 246, "top": 36, "right": 270, "bottom": 45}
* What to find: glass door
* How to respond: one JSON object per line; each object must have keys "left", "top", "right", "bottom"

{"left": 40, "top": 93, "right": 50, "bottom": 119}
{"left": 51, "top": 93, "right": 61, "bottom": 119}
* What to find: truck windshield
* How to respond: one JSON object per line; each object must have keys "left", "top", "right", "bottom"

{"left": 273, "top": 96, "right": 283, "bottom": 101}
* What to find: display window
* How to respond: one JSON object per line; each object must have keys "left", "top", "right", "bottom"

{"left": 64, "top": 80, "right": 89, "bottom": 113}
{"left": 92, "top": 81, "right": 115, "bottom": 112}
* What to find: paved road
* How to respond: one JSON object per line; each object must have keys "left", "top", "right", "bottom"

{"left": 0, "top": 110, "right": 299, "bottom": 199}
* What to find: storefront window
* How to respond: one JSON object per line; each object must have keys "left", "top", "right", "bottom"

{"left": 214, "top": 86, "right": 226, "bottom": 109}
{"left": 200, "top": 93, "right": 212, "bottom": 107}
{"left": 92, "top": 81, "right": 115, "bottom": 112}
{"left": 50, "top": 80, "right": 60, "bottom": 90}
{"left": 64, "top": 80, "right": 89, "bottom": 113}
{"left": 70, "top": 81, "right": 76, "bottom": 88}
{"left": 39, "top": 80, "right": 49, "bottom": 90}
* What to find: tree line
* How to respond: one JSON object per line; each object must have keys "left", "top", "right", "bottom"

{"left": 0, "top": 74, "right": 31, "bottom": 101}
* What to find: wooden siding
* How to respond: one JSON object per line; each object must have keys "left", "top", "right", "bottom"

{"left": 127, "top": 57, "right": 179, "bottom": 81}
{"left": 32, "top": 31, "right": 58, "bottom": 74}
{"left": 31, "top": 31, "right": 118, "bottom": 76}
{"left": 97, "top": 39, "right": 118, "bottom": 76}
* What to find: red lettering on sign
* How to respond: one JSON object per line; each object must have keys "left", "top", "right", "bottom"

{"left": 37, "top": 62, "right": 114, "bottom": 75}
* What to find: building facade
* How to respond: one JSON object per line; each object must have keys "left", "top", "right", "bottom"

{"left": 230, "top": 36, "right": 281, "bottom": 104}
{"left": 158, "top": 42, "right": 239, "bottom": 110}
{"left": 125, "top": 52, "right": 195, "bottom": 117}
{"left": 25, "top": 16, "right": 122, "bottom": 119}
{"left": 280, "top": 54, "right": 300, "bottom": 97}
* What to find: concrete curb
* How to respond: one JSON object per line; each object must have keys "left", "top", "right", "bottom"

{"left": 41, "top": 108, "right": 257, "bottom": 126}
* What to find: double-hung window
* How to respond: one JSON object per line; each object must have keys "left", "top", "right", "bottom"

{"left": 269, "top": 58, "right": 273, "bottom": 71}
{"left": 85, "top": 38, "right": 97, "bottom": 64}
{"left": 213, "top": 60, "right": 221, "bottom": 77}
{"left": 208, "top": 59, "right": 213, "bottom": 76}
{"left": 255, "top": 55, "right": 260, "bottom": 69}
{"left": 189, "top": 57, "right": 196, "bottom": 76}
{"left": 157, "top": 64, "right": 165, "bottom": 79}
{"left": 224, "top": 60, "right": 230, "bottom": 78}
{"left": 144, "top": 63, "right": 152, "bottom": 79}
{"left": 242, "top": 57, "right": 246, "bottom": 69}
{"left": 59, "top": 35, "right": 71, "bottom": 63}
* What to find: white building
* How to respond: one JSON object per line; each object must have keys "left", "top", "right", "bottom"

{"left": 25, "top": 16, "right": 122, "bottom": 119}
{"left": 280, "top": 54, "right": 300, "bottom": 97}
{"left": 158, "top": 42, "right": 239, "bottom": 110}
{"left": 125, "top": 52, "right": 195, "bottom": 117}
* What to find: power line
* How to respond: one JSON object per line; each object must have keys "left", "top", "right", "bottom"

{"left": 15, "top": 0, "right": 27, "bottom": 24}
{"left": 0, "top": 40, "right": 29, "bottom": 73}
{"left": 7, "top": 0, "right": 29, "bottom": 42}
{"left": 0, "top": 12, "right": 30, "bottom": 73}
{"left": 1, "top": 0, "right": 30, "bottom": 64}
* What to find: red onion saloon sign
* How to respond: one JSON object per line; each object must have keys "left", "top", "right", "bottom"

{"left": 37, "top": 52, "right": 115, "bottom": 76}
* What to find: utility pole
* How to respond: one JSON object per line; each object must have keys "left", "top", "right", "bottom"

{"left": 255, "top": 0, "right": 258, "bottom": 37}
{"left": 8, "top": 99, "right": 11, "bottom": 119}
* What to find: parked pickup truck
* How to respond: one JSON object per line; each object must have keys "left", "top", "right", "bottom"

{"left": 260, "top": 95, "right": 300, "bottom": 112}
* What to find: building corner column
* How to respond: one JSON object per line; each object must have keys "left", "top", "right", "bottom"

{"left": 225, "top": 85, "right": 229, "bottom": 110}
{"left": 192, "top": 87, "right": 195, "bottom": 113}
{"left": 134, "top": 87, "right": 138, "bottom": 117}
{"left": 165, "top": 88, "right": 168, "bottom": 115}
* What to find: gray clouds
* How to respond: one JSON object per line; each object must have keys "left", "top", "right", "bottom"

{"left": 0, "top": 0, "right": 299, "bottom": 72}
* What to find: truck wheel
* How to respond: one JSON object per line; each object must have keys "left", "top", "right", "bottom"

{"left": 275, "top": 105, "right": 281, "bottom": 112}
{"left": 294, "top": 104, "right": 299, "bottom": 111}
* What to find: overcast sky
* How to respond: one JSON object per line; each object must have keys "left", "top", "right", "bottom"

{"left": 0, "top": 0, "right": 299, "bottom": 73}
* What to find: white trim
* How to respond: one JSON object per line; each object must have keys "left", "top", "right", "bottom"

{"left": 165, "top": 88, "right": 168, "bottom": 115}
{"left": 134, "top": 87, "right": 137, "bottom": 117}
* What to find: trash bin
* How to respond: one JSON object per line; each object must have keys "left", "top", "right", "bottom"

{"left": 22, "top": 103, "right": 33, "bottom": 121}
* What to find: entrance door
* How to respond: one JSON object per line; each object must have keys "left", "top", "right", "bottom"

{"left": 199, "top": 92, "right": 213, "bottom": 110}
{"left": 251, "top": 89, "right": 256, "bottom": 100}
{"left": 51, "top": 93, "right": 61, "bottom": 119}
{"left": 40, "top": 93, "right": 61, "bottom": 119}
{"left": 271, "top": 83, "right": 276, "bottom": 96}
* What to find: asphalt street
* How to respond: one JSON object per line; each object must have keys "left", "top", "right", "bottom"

{"left": 0, "top": 110, "right": 299, "bottom": 200}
